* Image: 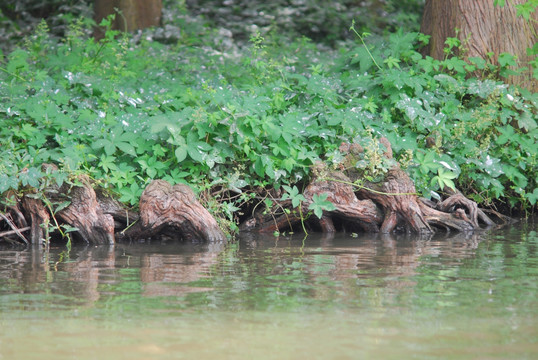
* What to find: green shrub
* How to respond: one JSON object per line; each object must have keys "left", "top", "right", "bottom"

{"left": 0, "top": 11, "right": 536, "bottom": 222}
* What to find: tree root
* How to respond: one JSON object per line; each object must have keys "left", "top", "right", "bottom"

{"left": 0, "top": 137, "right": 512, "bottom": 244}
{"left": 123, "top": 180, "right": 226, "bottom": 243}
{"left": 21, "top": 196, "right": 50, "bottom": 245}
{"left": 241, "top": 138, "right": 504, "bottom": 235}
{"left": 0, "top": 171, "right": 226, "bottom": 245}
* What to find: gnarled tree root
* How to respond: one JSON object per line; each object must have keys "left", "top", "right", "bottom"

{"left": 21, "top": 196, "right": 50, "bottom": 245}
{"left": 241, "top": 138, "right": 499, "bottom": 235}
{"left": 303, "top": 173, "right": 383, "bottom": 233}
{"left": 239, "top": 175, "right": 383, "bottom": 234}
{"left": 2, "top": 173, "right": 225, "bottom": 245}
{"left": 54, "top": 175, "right": 116, "bottom": 245}
{"left": 356, "top": 166, "right": 432, "bottom": 234}
{"left": 124, "top": 180, "right": 226, "bottom": 243}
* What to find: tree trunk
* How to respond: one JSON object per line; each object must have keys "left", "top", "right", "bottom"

{"left": 421, "top": 0, "right": 538, "bottom": 92}
{"left": 94, "top": 0, "right": 162, "bottom": 36}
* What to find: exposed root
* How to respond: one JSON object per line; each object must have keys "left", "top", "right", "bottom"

{"left": 124, "top": 180, "right": 226, "bottom": 243}
{"left": 0, "top": 212, "right": 29, "bottom": 245}
{"left": 21, "top": 196, "right": 50, "bottom": 245}
{"left": 1, "top": 169, "right": 225, "bottom": 245}
{"left": 241, "top": 138, "right": 505, "bottom": 235}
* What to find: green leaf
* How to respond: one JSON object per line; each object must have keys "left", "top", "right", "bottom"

{"left": 53, "top": 201, "right": 71, "bottom": 214}
{"left": 526, "top": 188, "right": 538, "bottom": 205}
{"left": 187, "top": 142, "right": 207, "bottom": 163}
{"left": 498, "top": 53, "right": 517, "bottom": 67}
{"left": 19, "top": 167, "right": 42, "bottom": 188}
{"left": 383, "top": 56, "right": 401, "bottom": 69}
{"left": 517, "top": 112, "right": 537, "bottom": 131}
{"left": 175, "top": 146, "right": 187, "bottom": 163}
{"left": 6, "top": 49, "right": 29, "bottom": 75}
{"left": 0, "top": 174, "right": 20, "bottom": 193}
{"left": 254, "top": 156, "right": 265, "bottom": 178}
{"left": 308, "top": 193, "right": 336, "bottom": 219}
{"left": 116, "top": 142, "right": 136, "bottom": 157}
{"left": 431, "top": 168, "right": 457, "bottom": 191}
{"left": 119, "top": 182, "right": 142, "bottom": 206}
{"left": 93, "top": 139, "right": 116, "bottom": 156}
{"left": 417, "top": 150, "right": 439, "bottom": 174}
{"left": 282, "top": 185, "right": 306, "bottom": 208}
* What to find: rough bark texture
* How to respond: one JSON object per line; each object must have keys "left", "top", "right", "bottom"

{"left": 239, "top": 199, "right": 299, "bottom": 234}
{"left": 94, "top": 0, "right": 162, "bottom": 37}
{"left": 357, "top": 166, "right": 432, "bottom": 233}
{"left": 239, "top": 175, "right": 383, "bottom": 234}
{"left": 95, "top": 188, "right": 139, "bottom": 231}
{"left": 127, "top": 180, "right": 226, "bottom": 243}
{"left": 55, "top": 175, "right": 116, "bottom": 245}
{"left": 421, "top": 0, "right": 538, "bottom": 92}
{"left": 303, "top": 172, "right": 383, "bottom": 233}
{"left": 0, "top": 144, "right": 501, "bottom": 244}
{"left": 1, "top": 170, "right": 225, "bottom": 245}
{"left": 241, "top": 138, "right": 495, "bottom": 235}
{"left": 21, "top": 196, "right": 50, "bottom": 246}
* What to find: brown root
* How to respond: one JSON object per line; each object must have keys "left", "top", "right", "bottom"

{"left": 53, "top": 175, "right": 115, "bottom": 245}
{"left": 303, "top": 172, "right": 383, "bottom": 233}
{"left": 124, "top": 180, "right": 226, "bottom": 243}
{"left": 356, "top": 166, "right": 432, "bottom": 233}
{"left": 21, "top": 196, "right": 50, "bottom": 245}
{"left": 241, "top": 138, "right": 503, "bottom": 235}
{"left": 2, "top": 168, "right": 224, "bottom": 245}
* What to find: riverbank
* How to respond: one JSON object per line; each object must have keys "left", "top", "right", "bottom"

{"left": 1, "top": 8, "right": 536, "bottom": 245}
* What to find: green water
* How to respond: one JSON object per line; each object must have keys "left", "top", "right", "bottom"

{"left": 1, "top": 221, "right": 537, "bottom": 359}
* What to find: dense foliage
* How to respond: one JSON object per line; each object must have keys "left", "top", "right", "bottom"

{"left": 0, "top": 1, "right": 536, "bottom": 232}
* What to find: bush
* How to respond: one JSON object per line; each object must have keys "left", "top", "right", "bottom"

{"left": 0, "top": 4, "right": 536, "bottom": 222}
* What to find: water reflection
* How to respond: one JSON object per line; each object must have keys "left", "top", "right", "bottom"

{"left": 0, "top": 229, "right": 528, "bottom": 315}
{"left": 1, "top": 225, "right": 537, "bottom": 359}
{"left": 0, "top": 242, "right": 226, "bottom": 314}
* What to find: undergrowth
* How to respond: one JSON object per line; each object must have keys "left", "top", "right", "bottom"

{"left": 0, "top": 12, "right": 536, "bottom": 234}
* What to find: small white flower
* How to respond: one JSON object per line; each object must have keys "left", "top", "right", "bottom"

{"left": 506, "top": 94, "right": 514, "bottom": 101}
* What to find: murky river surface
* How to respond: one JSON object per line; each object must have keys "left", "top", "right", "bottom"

{"left": 1, "top": 219, "right": 537, "bottom": 359}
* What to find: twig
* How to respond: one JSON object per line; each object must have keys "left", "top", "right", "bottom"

{"left": 326, "top": 177, "right": 419, "bottom": 196}
{"left": 0, "top": 213, "right": 29, "bottom": 245}
{"left": 0, "top": 226, "right": 31, "bottom": 239}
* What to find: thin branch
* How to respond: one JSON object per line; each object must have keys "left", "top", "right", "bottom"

{"left": 0, "top": 226, "right": 31, "bottom": 239}
{"left": 0, "top": 213, "right": 29, "bottom": 245}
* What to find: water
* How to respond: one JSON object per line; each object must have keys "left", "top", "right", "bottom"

{"left": 1, "top": 220, "right": 537, "bottom": 359}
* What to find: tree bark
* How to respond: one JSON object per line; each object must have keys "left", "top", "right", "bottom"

{"left": 54, "top": 175, "right": 116, "bottom": 245}
{"left": 21, "top": 197, "right": 49, "bottom": 246}
{"left": 94, "top": 0, "right": 162, "bottom": 36}
{"left": 421, "top": 0, "right": 538, "bottom": 92}
{"left": 126, "top": 180, "right": 227, "bottom": 243}
{"left": 241, "top": 138, "right": 495, "bottom": 235}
